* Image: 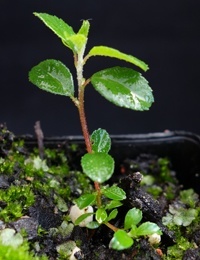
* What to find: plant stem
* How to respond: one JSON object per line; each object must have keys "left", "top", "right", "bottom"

{"left": 105, "top": 222, "right": 118, "bottom": 232}
{"left": 78, "top": 85, "right": 92, "bottom": 153}
{"left": 75, "top": 46, "right": 101, "bottom": 192}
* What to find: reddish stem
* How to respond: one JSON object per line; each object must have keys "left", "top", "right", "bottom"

{"left": 78, "top": 84, "right": 101, "bottom": 193}
{"left": 78, "top": 85, "right": 92, "bottom": 153}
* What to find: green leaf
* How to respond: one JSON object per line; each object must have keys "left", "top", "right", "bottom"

{"left": 87, "top": 46, "right": 149, "bottom": 71}
{"left": 34, "top": 12, "right": 75, "bottom": 42}
{"left": 107, "top": 209, "right": 118, "bottom": 222}
{"left": 105, "top": 200, "right": 123, "bottom": 210}
{"left": 136, "top": 222, "right": 162, "bottom": 236}
{"left": 81, "top": 153, "right": 114, "bottom": 183}
{"left": 75, "top": 194, "right": 96, "bottom": 209}
{"left": 86, "top": 221, "right": 100, "bottom": 229}
{"left": 74, "top": 212, "right": 94, "bottom": 226}
{"left": 29, "top": 59, "right": 74, "bottom": 97}
{"left": 109, "top": 230, "right": 133, "bottom": 250}
{"left": 91, "top": 66, "right": 154, "bottom": 111}
{"left": 96, "top": 208, "right": 107, "bottom": 224}
{"left": 103, "top": 186, "right": 126, "bottom": 201}
{"left": 64, "top": 34, "right": 87, "bottom": 53}
{"left": 91, "top": 128, "right": 111, "bottom": 153}
{"left": 124, "top": 208, "right": 143, "bottom": 230}
{"left": 78, "top": 20, "right": 90, "bottom": 38}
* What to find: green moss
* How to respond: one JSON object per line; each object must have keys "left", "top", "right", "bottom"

{"left": 180, "top": 189, "right": 199, "bottom": 208}
{"left": 158, "top": 158, "right": 176, "bottom": 183}
{"left": 165, "top": 237, "right": 195, "bottom": 260}
{"left": 0, "top": 243, "right": 47, "bottom": 260}
{"left": 146, "top": 185, "right": 162, "bottom": 199}
{"left": 0, "top": 185, "right": 35, "bottom": 222}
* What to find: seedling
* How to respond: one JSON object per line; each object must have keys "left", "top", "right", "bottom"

{"left": 29, "top": 13, "right": 159, "bottom": 250}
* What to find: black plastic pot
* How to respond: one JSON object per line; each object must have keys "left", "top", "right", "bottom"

{"left": 21, "top": 130, "right": 200, "bottom": 195}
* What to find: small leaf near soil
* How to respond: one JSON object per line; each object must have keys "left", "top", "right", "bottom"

{"left": 91, "top": 66, "right": 153, "bottom": 111}
{"left": 109, "top": 230, "right": 133, "bottom": 250}
{"left": 75, "top": 193, "right": 96, "bottom": 209}
{"left": 91, "top": 128, "right": 111, "bottom": 153}
{"left": 96, "top": 208, "right": 108, "bottom": 224}
{"left": 124, "top": 208, "right": 142, "bottom": 230}
{"left": 81, "top": 153, "right": 114, "bottom": 183}
{"left": 136, "top": 222, "right": 162, "bottom": 236}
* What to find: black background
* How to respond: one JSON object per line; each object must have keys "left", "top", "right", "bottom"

{"left": 1, "top": 1, "right": 200, "bottom": 136}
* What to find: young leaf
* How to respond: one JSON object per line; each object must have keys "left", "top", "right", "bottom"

{"left": 87, "top": 46, "right": 149, "bottom": 71}
{"left": 34, "top": 13, "right": 75, "bottom": 42}
{"left": 96, "top": 208, "right": 107, "bottom": 224}
{"left": 78, "top": 20, "right": 90, "bottom": 38}
{"left": 74, "top": 212, "right": 93, "bottom": 226}
{"left": 136, "top": 222, "right": 162, "bottom": 236}
{"left": 124, "top": 208, "right": 143, "bottom": 230}
{"left": 86, "top": 221, "right": 100, "bottom": 229}
{"left": 65, "top": 34, "right": 87, "bottom": 53}
{"left": 105, "top": 200, "right": 123, "bottom": 210}
{"left": 81, "top": 153, "right": 114, "bottom": 183}
{"left": 91, "top": 66, "right": 154, "bottom": 111}
{"left": 29, "top": 59, "right": 74, "bottom": 97}
{"left": 75, "top": 194, "right": 96, "bottom": 209}
{"left": 91, "top": 128, "right": 111, "bottom": 153}
{"left": 109, "top": 230, "right": 133, "bottom": 250}
{"left": 107, "top": 209, "right": 118, "bottom": 222}
{"left": 103, "top": 186, "right": 126, "bottom": 201}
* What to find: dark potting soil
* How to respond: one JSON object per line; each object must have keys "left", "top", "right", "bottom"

{"left": 0, "top": 124, "right": 200, "bottom": 259}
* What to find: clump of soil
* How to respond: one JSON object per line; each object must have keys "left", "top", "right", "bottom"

{"left": 0, "top": 124, "right": 200, "bottom": 259}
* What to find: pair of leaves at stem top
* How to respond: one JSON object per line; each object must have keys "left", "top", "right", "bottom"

{"left": 29, "top": 12, "right": 154, "bottom": 112}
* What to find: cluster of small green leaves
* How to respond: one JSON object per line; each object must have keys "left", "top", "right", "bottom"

{"left": 75, "top": 183, "right": 126, "bottom": 228}
{"left": 110, "top": 208, "right": 162, "bottom": 250}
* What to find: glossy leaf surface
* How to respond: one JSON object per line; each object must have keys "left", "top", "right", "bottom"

{"left": 103, "top": 186, "right": 126, "bottom": 201}
{"left": 107, "top": 209, "right": 118, "bottom": 222}
{"left": 74, "top": 212, "right": 93, "bottom": 226}
{"left": 81, "top": 153, "right": 114, "bottom": 183}
{"left": 75, "top": 194, "right": 96, "bottom": 209}
{"left": 87, "top": 46, "right": 149, "bottom": 71}
{"left": 136, "top": 222, "right": 162, "bottom": 236}
{"left": 34, "top": 13, "right": 75, "bottom": 41}
{"left": 124, "top": 208, "right": 143, "bottom": 230}
{"left": 86, "top": 221, "right": 100, "bottom": 229}
{"left": 96, "top": 208, "right": 107, "bottom": 224}
{"left": 109, "top": 230, "right": 133, "bottom": 250}
{"left": 29, "top": 59, "right": 74, "bottom": 97}
{"left": 105, "top": 200, "right": 123, "bottom": 210}
{"left": 91, "top": 128, "right": 111, "bottom": 153}
{"left": 91, "top": 66, "right": 154, "bottom": 111}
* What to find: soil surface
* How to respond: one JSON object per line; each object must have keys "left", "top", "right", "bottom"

{"left": 0, "top": 124, "right": 200, "bottom": 259}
